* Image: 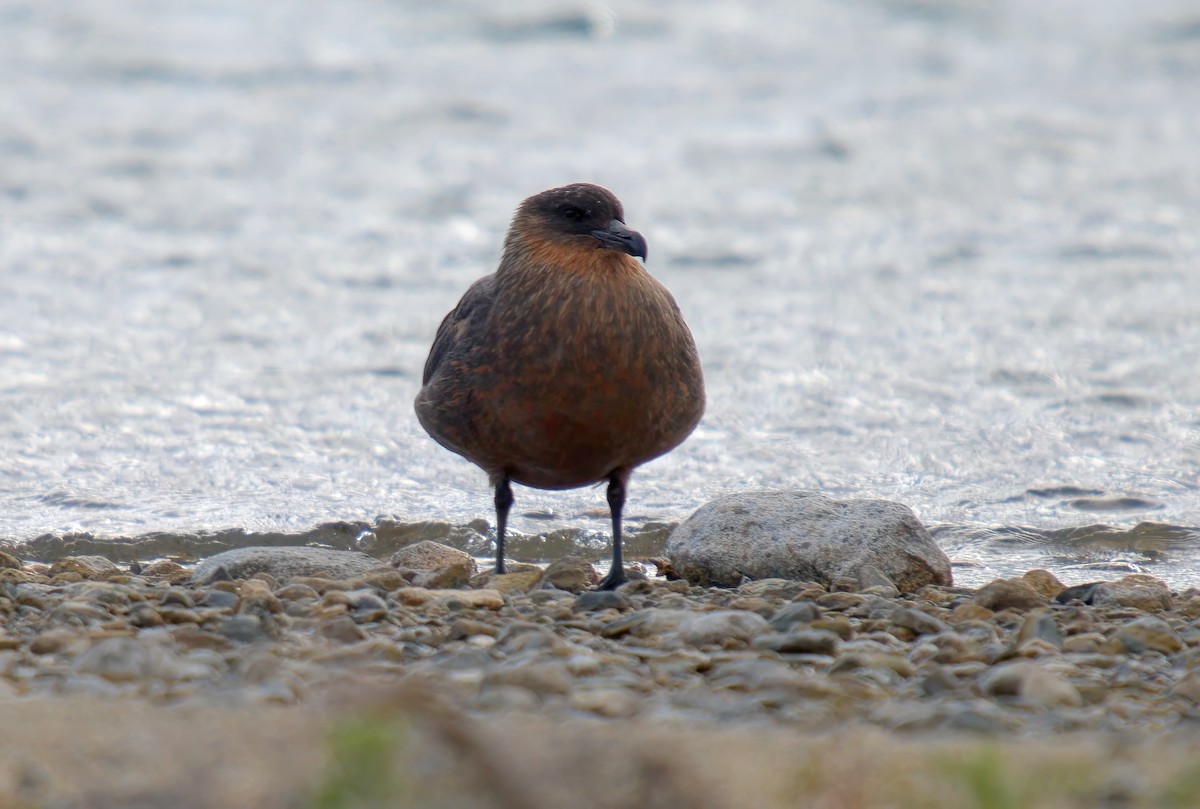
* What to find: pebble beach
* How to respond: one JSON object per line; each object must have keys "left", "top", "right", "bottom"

{"left": 5, "top": 535, "right": 1200, "bottom": 806}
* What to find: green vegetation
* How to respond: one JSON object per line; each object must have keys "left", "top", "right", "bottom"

{"left": 309, "top": 716, "right": 410, "bottom": 809}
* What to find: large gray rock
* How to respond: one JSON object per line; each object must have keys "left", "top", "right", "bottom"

{"left": 190, "top": 546, "right": 388, "bottom": 584}
{"left": 666, "top": 490, "right": 952, "bottom": 593}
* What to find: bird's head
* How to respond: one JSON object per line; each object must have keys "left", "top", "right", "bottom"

{"left": 504, "top": 183, "right": 648, "bottom": 269}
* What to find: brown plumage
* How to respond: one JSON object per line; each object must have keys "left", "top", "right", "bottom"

{"left": 415, "top": 183, "right": 705, "bottom": 589}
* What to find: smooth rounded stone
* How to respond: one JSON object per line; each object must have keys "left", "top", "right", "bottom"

{"left": 916, "top": 633, "right": 978, "bottom": 665}
{"left": 191, "top": 546, "right": 388, "bottom": 585}
{"left": 358, "top": 568, "right": 411, "bottom": 590}
{"left": 0, "top": 567, "right": 45, "bottom": 584}
{"left": 638, "top": 646, "right": 711, "bottom": 676}
{"left": 1022, "top": 569, "right": 1066, "bottom": 600}
{"left": 706, "top": 657, "right": 808, "bottom": 691}
{"left": 1181, "top": 596, "right": 1200, "bottom": 621}
{"left": 568, "top": 685, "right": 642, "bottom": 718}
{"left": 65, "top": 582, "right": 133, "bottom": 608}
{"left": 862, "top": 584, "right": 902, "bottom": 599}
{"left": 47, "top": 600, "right": 113, "bottom": 625}
{"left": 652, "top": 579, "right": 691, "bottom": 596}
{"left": 484, "top": 659, "right": 574, "bottom": 696}
{"left": 573, "top": 590, "right": 633, "bottom": 613}
{"left": 562, "top": 648, "right": 609, "bottom": 678}
{"left": 675, "top": 610, "right": 770, "bottom": 647}
{"left": 1110, "top": 616, "right": 1184, "bottom": 655}
{"left": 599, "top": 608, "right": 694, "bottom": 639}
{"left": 447, "top": 618, "right": 500, "bottom": 640}
{"left": 13, "top": 585, "right": 53, "bottom": 611}
{"left": 810, "top": 615, "right": 854, "bottom": 640}
{"left": 829, "top": 653, "right": 914, "bottom": 679}
{"left": 139, "top": 560, "right": 186, "bottom": 576}
{"left": 727, "top": 596, "right": 776, "bottom": 616}
{"left": 666, "top": 490, "right": 952, "bottom": 592}
{"left": 28, "top": 629, "right": 82, "bottom": 655}
{"left": 178, "top": 648, "right": 230, "bottom": 678}
{"left": 283, "top": 601, "right": 314, "bottom": 618}
{"left": 388, "top": 540, "right": 476, "bottom": 572}
{"left": 918, "top": 665, "right": 961, "bottom": 696}
{"left": 342, "top": 589, "right": 389, "bottom": 623}
{"left": 496, "top": 622, "right": 563, "bottom": 653}
{"left": 393, "top": 624, "right": 442, "bottom": 647}
{"left": 273, "top": 583, "right": 320, "bottom": 602}
{"left": 737, "top": 578, "right": 812, "bottom": 600}
{"left": 542, "top": 556, "right": 597, "bottom": 592}
{"left": 124, "top": 602, "right": 164, "bottom": 628}
{"left": 237, "top": 579, "right": 284, "bottom": 615}
{"left": 218, "top": 614, "right": 273, "bottom": 643}
{"left": 412, "top": 561, "right": 475, "bottom": 589}
{"left": 485, "top": 569, "right": 546, "bottom": 594}
{"left": 890, "top": 607, "right": 951, "bottom": 636}
{"left": 170, "top": 625, "right": 233, "bottom": 651}
{"left": 0, "top": 550, "right": 22, "bottom": 569}
{"left": 156, "top": 606, "right": 203, "bottom": 625}
{"left": 972, "top": 578, "right": 1048, "bottom": 611}
{"left": 1014, "top": 609, "right": 1063, "bottom": 650}
{"left": 1091, "top": 575, "right": 1174, "bottom": 612}
{"left": 949, "top": 603, "right": 995, "bottom": 623}
{"left": 396, "top": 587, "right": 505, "bottom": 610}
{"left": 318, "top": 615, "right": 368, "bottom": 643}
{"left": 157, "top": 587, "right": 193, "bottom": 608}
{"left": 841, "top": 634, "right": 909, "bottom": 656}
{"left": 1062, "top": 633, "right": 1107, "bottom": 654}
{"left": 191, "top": 588, "right": 238, "bottom": 610}
{"left": 755, "top": 628, "right": 840, "bottom": 655}
{"left": 769, "top": 601, "right": 821, "bottom": 631}
{"left": 912, "top": 585, "right": 960, "bottom": 606}
{"left": 73, "top": 636, "right": 186, "bottom": 683}
{"left": 981, "top": 661, "right": 1083, "bottom": 707}
{"left": 528, "top": 589, "right": 573, "bottom": 606}
{"left": 1169, "top": 670, "right": 1200, "bottom": 702}
{"left": 49, "top": 555, "right": 122, "bottom": 579}
{"left": 616, "top": 579, "right": 655, "bottom": 596}
{"left": 1013, "top": 638, "right": 1065, "bottom": 660}
{"left": 815, "top": 592, "right": 868, "bottom": 611}
{"left": 321, "top": 588, "right": 382, "bottom": 612}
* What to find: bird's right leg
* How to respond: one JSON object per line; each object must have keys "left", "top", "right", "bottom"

{"left": 493, "top": 476, "right": 513, "bottom": 574}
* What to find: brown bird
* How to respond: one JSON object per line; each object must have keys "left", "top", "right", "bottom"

{"left": 415, "top": 183, "right": 705, "bottom": 589}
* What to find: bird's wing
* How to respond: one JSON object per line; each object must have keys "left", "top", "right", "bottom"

{"left": 422, "top": 274, "right": 497, "bottom": 385}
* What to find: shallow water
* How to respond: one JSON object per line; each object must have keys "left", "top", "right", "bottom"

{"left": 3, "top": 0, "right": 1199, "bottom": 587}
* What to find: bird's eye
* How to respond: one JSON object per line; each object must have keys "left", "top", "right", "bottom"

{"left": 560, "top": 205, "right": 586, "bottom": 222}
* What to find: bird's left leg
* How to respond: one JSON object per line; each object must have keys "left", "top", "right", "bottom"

{"left": 595, "top": 468, "right": 630, "bottom": 590}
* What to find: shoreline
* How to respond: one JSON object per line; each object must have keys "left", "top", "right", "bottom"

{"left": 4, "top": 538, "right": 1200, "bottom": 805}
{"left": 2, "top": 513, "right": 1196, "bottom": 589}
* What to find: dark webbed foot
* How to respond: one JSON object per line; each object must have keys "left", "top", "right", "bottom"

{"left": 595, "top": 568, "right": 627, "bottom": 591}
{"left": 595, "top": 469, "right": 630, "bottom": 591}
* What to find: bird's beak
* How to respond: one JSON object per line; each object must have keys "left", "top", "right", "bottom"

{"left": 591, "top": 219, "right": 648, "bottom": 260}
